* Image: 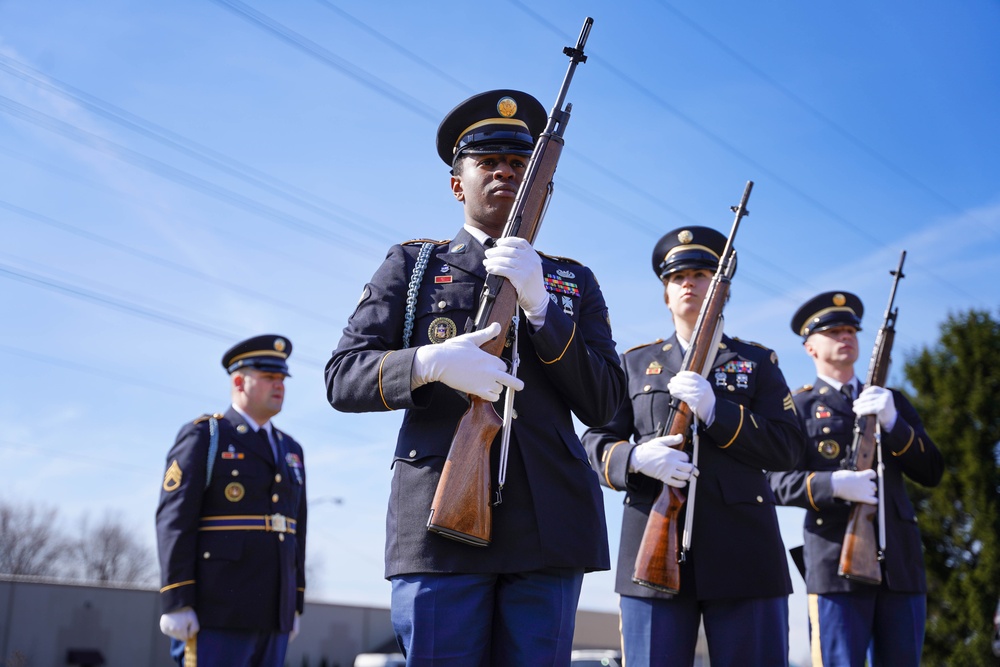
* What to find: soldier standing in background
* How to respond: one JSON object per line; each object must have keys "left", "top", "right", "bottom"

{"left": 770, "top": 292, "right": 942, "bottom": 666}
{"left": 156, "top": 334, "right": 306, "bottom": 667}
{"left": 582, "top": 226, "right": 804, "bottom": 666}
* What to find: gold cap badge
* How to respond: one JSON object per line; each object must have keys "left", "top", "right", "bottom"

{"left": 497, "top": 96, "right": 517, "bottom": 118}
{"left": 677, "top": 229, "right": 694, "bottom": 244}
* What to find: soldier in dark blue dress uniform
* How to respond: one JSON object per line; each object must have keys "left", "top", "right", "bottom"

{"left": 582, "top": 226, "right": 805, "bottom": 667}
{"left": 325, "top": 90, "right": 625, "bottom": 666}
{"left": 156, "top": 335, "right": 307, "bottom": 667}
{"left": 769, "top": 292, "right": 943, "bottom": 666}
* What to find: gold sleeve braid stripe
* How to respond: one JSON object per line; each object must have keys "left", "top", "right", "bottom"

{"left": 160, "top": 579, "right": 195, "bottom": 593}
{"left": 719, "top": 405, "right": 744, "bottom": 449}
{"left": 602, "top": 441, "right": 628, "bottom": 491}
{"left": 538, "top": 323, "right": 576, "bottom": 365}
{"left": 805, "top": 472, "right": 820, "bottom": 511}
{"left": 378, "top": 351, "right": 395, "bottom": 411}
{"left": 891, "top": 425, "right": 915, "bottom": 456}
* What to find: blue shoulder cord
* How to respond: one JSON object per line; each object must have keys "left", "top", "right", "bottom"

{"left": 402, "top": 242, "right": 434, "bottom": 348}
{"left": 205, "top": 416, "right": 219, "bottom": 489}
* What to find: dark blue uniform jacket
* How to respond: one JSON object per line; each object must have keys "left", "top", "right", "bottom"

{"left": 325, "top": 228, "right": 625, "bottom": 577}
{"left": 156, "top": 406, "right": 306, "bottom": 632}
{"left": 583, "top": 334, "right": 804, "bottom": 600}
{"left": 769, "top": 380, "right": 942, "bottom": 594}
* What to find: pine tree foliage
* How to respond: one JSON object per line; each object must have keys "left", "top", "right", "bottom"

{"left": 904, "top": 309, "right": 1000, "bottom": 665}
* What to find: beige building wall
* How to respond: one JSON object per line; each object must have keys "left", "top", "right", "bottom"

{"left": 0, "top": 576, "right": 629, "bottom": 667}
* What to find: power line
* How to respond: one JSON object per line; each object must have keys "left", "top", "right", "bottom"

{"left": 208, "top": 0, "right": 440, "bottom": 123}
{"left": 0, "top": 199, "right": 341, "bottom": 326}
{"left": 0, "top": 144, "right": 353, "bottom": 277}
{"left": 652, "top": 0, "right": 1000, "bottom": 242}
{"left": 0, "top": 342, "right": 377, "bottom": 445}
{"left": 0, "top": 260, "right": 329, "bottom": 368}
{"left": 0, "top": 94, "right": 375, "bottom": 253}
{"left": 502, "top": 0, "right": 982, "bottom": 304}
{"left": 0, "top": 54, "right": 402, "bottom": 247}
{"left": 0, "top": 342, "right": 216, "bottom": 403}
{"left": 311, "top": 0, "right": 474, "bottom": 95}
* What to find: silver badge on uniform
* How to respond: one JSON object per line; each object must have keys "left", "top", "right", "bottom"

{"left": 561, "top": 294, "right": 574, "bottom": 316}
{"left": 715, "top": 371, "right": 727, "bottom": 387}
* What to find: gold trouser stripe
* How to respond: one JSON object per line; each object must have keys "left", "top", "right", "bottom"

{"left": 185, "top": 635, "right": 198, "bottom": 667}
{"left": 378, "top": 351, "right": 395, "bottom": 411}
{"left": 808, "top": 593, "right": 824, "bottom": 666}
{"left": 538, "top": 323, "right": 576, "bottom": 364}
{"left": 618, "top": 598, "right": 626, "bottom": 667}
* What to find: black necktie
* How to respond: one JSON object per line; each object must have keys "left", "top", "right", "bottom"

{"left": 841, "top": 383, "right": 854, "bottom": 403}
{"left": 257, "top": 427, "right": 275, "bottom": 462}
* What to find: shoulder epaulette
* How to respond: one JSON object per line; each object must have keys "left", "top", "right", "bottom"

{"left": 402, "top": 238, "right": 450, "bottom": 246}
{"left": 794, "top": 384, "right": 813, "bottom": 395}
{"left": 624, "top": 339, "right": 664, "bottom": 355}
{"left": 732, "top": 336, "right": 769, "bottom": 350}
{"left": 192, "top": 413, "right": 224, "bottom": 425}
{"left": 538, "top": 251, "right": 583, "bottom": 266}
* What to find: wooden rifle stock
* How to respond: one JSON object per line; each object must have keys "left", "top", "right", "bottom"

{"left": 632, "top": 407, "right": 693, "bottom": 593}
{"left": 632, "top": 181, "right": 753, "bottom": 592}
{"left": 838, "top": 414, "right": 882, "bottom": 583}
{"left": 427, "top": 18, "right": 593, "bottom": 546}
{"left": 838, "top": 250, "right": 906, "bottom": 584}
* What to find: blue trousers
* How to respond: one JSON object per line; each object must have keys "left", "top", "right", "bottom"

{"left": 169, "top": 628, "right": 289, "bottom": 667}
{"left": 390, "top": 568, "right": 584, "bottom": 667}
{"left": 808, "top": 590, "right": 925, "bottom": 667}
{"left": 620, "top": 594, "right": 789, "bottom": 667}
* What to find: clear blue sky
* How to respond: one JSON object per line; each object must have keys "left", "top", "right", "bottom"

{"left": 2, "top": 1, "right": 998, "bottom": 663}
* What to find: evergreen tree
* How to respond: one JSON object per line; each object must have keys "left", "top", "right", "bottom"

{"left": 904, "top": 309, "right": 1000, "bottom": 665}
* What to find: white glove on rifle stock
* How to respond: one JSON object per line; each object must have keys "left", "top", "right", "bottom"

{"left": 831, "top": 469, "right": 877, "bottom": 505}
{"left": 853, "top": 386, "right": 898, "bottom": 431}
{"left": 483, "top": 237, "right": 550, "bottom": 328}
{"left": 667, "top": 371, "right": 717, "bottom": 426}
{"left": 412, "top": 322, "right": 524, "bottom": 402}
{"left": 629, "top": 433, "right": 694, "bottom": 488}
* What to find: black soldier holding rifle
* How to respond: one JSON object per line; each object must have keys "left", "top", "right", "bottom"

{"left": 325, "top": 21, "right": 625, "bottom": 666}
{"left": 769, "top": 280, "right": 942, "bottom": 666}
{"left": 582, "top": 223, "right": 804, "bottom": 667}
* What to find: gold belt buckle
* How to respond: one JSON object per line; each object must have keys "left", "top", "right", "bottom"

{"left": 269, "top": 513, "right": 287, "bottom": 533}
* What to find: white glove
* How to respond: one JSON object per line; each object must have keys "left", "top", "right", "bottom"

{"left": 412, "top": 322, "right": 524, "bottom": 402}
{"left": 853, "top": 386, "right": 898, "bottom": 430}
{"left": 629, "top": 434, "right": 693, "bottom": 488}
{"left": 159, "top": 606, "right": 199, "bottom": 641}
{"left": 290, "top": 612, "right": 301, "bottom": 642}
{"left": 483, "top": 237, "right": 549, "bottom": 326}
{"left": 667, "top": 371, "right": 717, "bottom": 425}
{"left": 831, "top": 469, "right": 877, "bottom": 505}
